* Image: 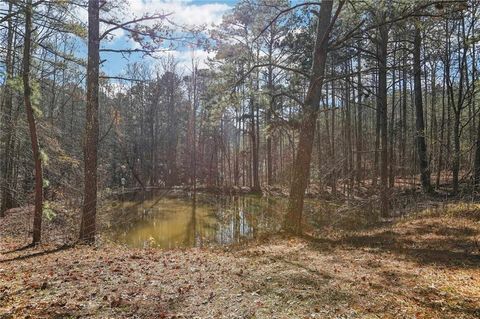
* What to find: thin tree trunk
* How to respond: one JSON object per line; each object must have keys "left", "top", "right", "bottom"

{"left": 413, "top": 24, "right": 432, "bottom": 192}
{"left": 266, "top": 59, "right": 274, "bottom": 185}
{"left": 356, "top": 49, "right": 363, "bottom": 184}
{"left": 473, "top": 33, "right": 480, "bottom": 186}
{"left": 378, "top": 20, "right": 389, "bottom": 216}
{"left": 331, "top": 76, "right": 337, "bottom": 194}
{"left": 250, "top": 96, "right": 261, "bottom": 192}
{"left": 401, "top": 56, "right": 408, "bottom": 176}
{"left": 1, "top": 1, "right": 15, "bottom": 216}
{"left": 389, "top": 45, "right": 396, "bottom": 189}
{"left": 373, "top": 72, "right": 380, "bottom": 187}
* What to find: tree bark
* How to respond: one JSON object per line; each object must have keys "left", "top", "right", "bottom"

{"left": 473, "top": 34, "right": 480, "bottom": 186}
{"left": 401, "top": 55, "right": 407, "bottom": 176}
{"left": 1, "top": 1, "right": 15, "bottom": 217}
{"left": 250, "top": 96, "right": 261, "bottom": 192}
{"left": 378, "top": 20, "right": 389, "bottom": 217}
{"left": 286, "top": 0, "right": 334, "bottom": 234}
{"left": 165, "top": 72, "right": 178, "bottom": 188}
{"left": 413, "top": 24, "right": 432, "bottom": 192}
{"left": 266, "top": 60, "right": 274, "bottom": 186}
{"left": 23, "top": 0, "right": 43, "bottom": 244}
{"left": 80, "top": 0, "right": 100, "bottom": 243}
{"left": 356, "top": 49, "right": 363, "bottom": 184}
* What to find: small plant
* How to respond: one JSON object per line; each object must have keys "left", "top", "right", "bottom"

{"left": 43, "top": 201, "right": 57, "bottom": 221}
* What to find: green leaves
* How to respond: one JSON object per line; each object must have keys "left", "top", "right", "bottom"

{"left": 31, "top": 80, "right": 43, "bottom": 117}
{"left": 42, "top": 178, "right": 50, "bottom": 189}
{"left": 5, "top": 77, "right": 43, "bottom": 117}
{"left": 42, "top": 201, "right": 56, "bottom": 221}
{"left": 40, "top": 149, "right": 49, "bottom": 166}
{"left": 6, "top": 76, "right": 23, "bottom": 92}
{"left": 63, "top": 22, "right": 88, "bottom": 39}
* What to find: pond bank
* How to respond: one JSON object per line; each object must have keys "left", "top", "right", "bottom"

{"left": 1, "top": 203, "right": 479, "bottom": 318}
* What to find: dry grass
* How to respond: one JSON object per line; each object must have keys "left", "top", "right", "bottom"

{"left": 0, "top": 202, "right": 479, "bottom": 318}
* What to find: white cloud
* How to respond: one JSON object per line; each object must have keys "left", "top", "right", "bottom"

{"left": 79, "top": 1, "right": 231, "bottom": 75}
{"left": 123, "top": 1, "right": 230, "bottom": 69}
{"left": 128, "top": 0, "right": 230, "bottom": 28}
{"left": 154, "top": 48, "right": 216, "bottom": 70}
{"left": 71, "top": 0, "right": 230, "bottom": 42}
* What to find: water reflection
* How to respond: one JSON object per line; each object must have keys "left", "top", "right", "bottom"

{"left": 104, "top": 193, "right": 288, "bottom": 249}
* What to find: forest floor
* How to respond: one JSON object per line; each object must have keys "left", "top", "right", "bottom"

{"left": 0, "top": 200, "right": 479, "bottom": 318}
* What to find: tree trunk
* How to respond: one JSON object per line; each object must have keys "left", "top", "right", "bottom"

{"left": 23, "top": 0, "right": 43, "bottom": 244}
{"left": 473, "top": 38, "right": 480, "bottom": 186}
{"left": 80, "top": 0, "right": 100, "bottom": 243}
{"left": 436, "top": 70, "right": 446, "bottom": 188}
{"left": 413, "top": 24, "right": 432, "bottom": 192}
{"left": 165, "top": 73, "right": 178, "bottom": 188}
{"left": 266, "top": 61, "right": 274, "bottom": 186}
{"left": 378, "top": 20, "right": 389, "bottom": 217}
{"left": 401, "top": 56, "right": 407, "bottom": 176}
{"left": 474, "top": 113, "right": 480, "bottom": 186}
{"left": 251, "top": 58, "right": 261, "bottom": 193}
{"left": 1, "top": 1, "right": 15, "bottom": 217}
{"left": 286, "top": 0, "right": 334, "bottom": 234}
{"left": 330, "top": 76, "right": 337, "bottom": 194}
{"left": 388, "top": 46, "right": 396, "bottom": 189}
{"left": 453, "top": 112, "right": 460, "bottom": 193}
{"left": 356, "top": 49, "right": 363, "bottom": 184}
{"left": 250, "top": 96, "right": 261, "bottom": 192}
{"left": 373, "top": 73, "right": 380, "bottom": 187}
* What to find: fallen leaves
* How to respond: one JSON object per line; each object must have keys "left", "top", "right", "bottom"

{"left": 1, "top": 205, "right": 480, "bottom": 318}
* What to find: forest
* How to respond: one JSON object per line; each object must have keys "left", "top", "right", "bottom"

{"left": 0, "top": 0, "right": 479, "bottom": 318}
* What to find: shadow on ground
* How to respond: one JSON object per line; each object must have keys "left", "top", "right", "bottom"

{"left": 306, "top": 212, "right": 480, "bottom": 269}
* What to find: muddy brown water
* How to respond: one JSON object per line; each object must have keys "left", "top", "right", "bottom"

{"left": 104, "top": 191, "right": 339, "bottom": 249}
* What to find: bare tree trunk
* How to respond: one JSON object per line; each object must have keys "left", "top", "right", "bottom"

{"left": 80, "top": 0, "right": 100, "bottom": 243}
{"left": 373, "top": 73, "right": 380, "bottom": 187}
{"left": 401, "top": 56, "right": 407, "bottom": 176}
{"left": 191, "top": 64, "right": 198, "bottom": 195}
{"left": 473, "top": 36, "right": 480, "bottom": 186}
{"left": 436, "top": 67, "right": 446, "bottom": 188}
{"left": 413, "top": 24, "right": 432, "bottom": 192}
{"left": 345, "top": 65, "right": 353, "bottom": 193}
{"left": 250, "top": 96, "right": 261, "bottom": 193}
{"left": 389, "top": 46, "right": 396, "bottom": 189}
{"left": 1, "top": 1, "right": 15, "bottom": 217}
{"left": 378, "top": 20, "right": 389, "bottom": 216}
{"left": 452, "top": 112, "right": 460, "bottom": 193}
{"left": 23, "top": 0, "right": 43, "bottom": 244}
{"left": 356, "top": 49, "right": 363, "bottom": 184}
{"left": 450, "top": 18, "right": 467, "bottom": 195}
{"left": 430, "top": 62, "right": 438, "bottom": 187}
{"left": 286, "top": 0, "right": 335, "bottom": 234}
{"left": 330, "top": 76, "right": 337, "bottom": 194}
{"left": 165, "top": 72, "right": 179, "bottom": 188}
{"left": 266, "top": 61, "right": 274, "bottom": 186}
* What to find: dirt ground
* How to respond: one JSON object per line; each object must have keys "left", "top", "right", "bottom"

{"left": 0, "top": 203, "right": 479, "bottom": 318}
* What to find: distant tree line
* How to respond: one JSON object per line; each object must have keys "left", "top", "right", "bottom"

{"left": 0, "top": 0, "right": 478, "bottom": 242}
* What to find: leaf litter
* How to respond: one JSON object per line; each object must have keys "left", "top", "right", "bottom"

{"left": 0, "top": 203, "right": 479, "bottom": 318}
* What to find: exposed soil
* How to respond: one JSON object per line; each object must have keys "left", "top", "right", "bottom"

{"left": 1, "top": 202, "right": 479, "bottom": 318}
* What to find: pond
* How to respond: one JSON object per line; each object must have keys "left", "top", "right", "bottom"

{"left": 103, "top": 191, "right": 338, "bottom": 249}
